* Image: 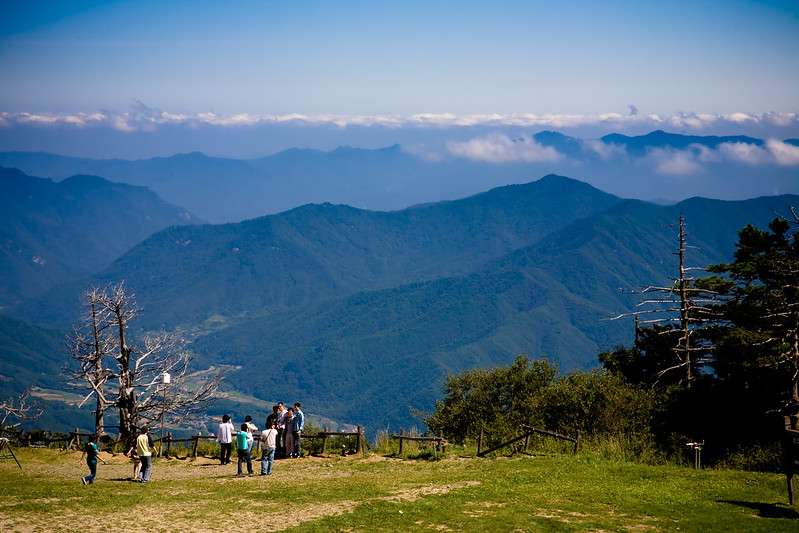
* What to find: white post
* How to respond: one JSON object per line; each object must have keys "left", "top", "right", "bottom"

{"left": 160, "top": 373, "right": 171, "bottom": 457}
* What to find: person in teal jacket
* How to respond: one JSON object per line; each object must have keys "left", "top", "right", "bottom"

{"left": 236, "top": 423, "right": 253, "bottom": 475}
{"left": 81, "top": 434, "right": 106, "bottom": 485}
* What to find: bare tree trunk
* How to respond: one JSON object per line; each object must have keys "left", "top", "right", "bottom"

{"left": 90, "top": 300, "right": 105, "bottom": 436}
{"left": 113, "top": 302, "right": 139, "bottom": 444}
{"left": 678, "top": 214, "right": 692, "bottom": 388}
{"left": 791, "top": 329, "right": 799, "bottom": 430}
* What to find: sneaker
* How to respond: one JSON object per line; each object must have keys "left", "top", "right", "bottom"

{"left": 81, "top": 477, "right": 87, "bottom": 485}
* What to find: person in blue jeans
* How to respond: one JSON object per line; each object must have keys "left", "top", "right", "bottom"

{"left": 292, "top": 403, "right": 305, "bottom": 458}
{"left": 236, "top": 423, "right": 253, "bottom": 475}
{"left": 260, "top": 420, "right": 278, "bottom": 475}
{"left": 81, "top": 434, "right": 106, "bottom": 485}
{"left": 136, "top": 426, "right": 155, "bottom": 482}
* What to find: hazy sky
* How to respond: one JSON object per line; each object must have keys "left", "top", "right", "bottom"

{"left": 1, "top": 0, "right": 798, "bottom": 158}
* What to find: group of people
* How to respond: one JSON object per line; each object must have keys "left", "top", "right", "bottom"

{"left": 80, "top": 404, "right": 306, "bottom": 484}
{"left": 216, "top": 402, "right": 305, "bottom": 476}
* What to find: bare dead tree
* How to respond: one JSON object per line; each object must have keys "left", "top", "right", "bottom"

{"left": 68, "top": 282, "right": 225, "bottom": 443}
{"left": 610, "top": 215, "right": 719, "bottom": 388}
{"left": 0, "top": 387, "right": 44, "bottom": 437}
{"left": 66, "top": 286, "right": 117, "bottom": 437}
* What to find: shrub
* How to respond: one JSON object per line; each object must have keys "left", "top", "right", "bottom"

{"left": 425, "top": 354, "right": 557, "bottom": 446}
{"left": 537, "top": 369, "right": 657, "bottom": 444}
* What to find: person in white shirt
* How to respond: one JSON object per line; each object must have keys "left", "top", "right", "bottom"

{"left": 216, "top": 414, "right": 235, "bottom": 465}
{"left": 260, "top": 420, "right": 278, "bottom": 475}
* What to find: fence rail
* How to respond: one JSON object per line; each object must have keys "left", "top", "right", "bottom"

{"left": 0, "top": 425, "right": 366, "bottom": 458}
{"left": 477, "top": 424, "right": 579, "bottom": 457}
{"left": 391, "top": 429, "right": 448, "bottom": 456}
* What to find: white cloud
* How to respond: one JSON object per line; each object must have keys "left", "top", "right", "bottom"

{"left": 2, "top": 109, "right": 796, "bottom": 133}
{"left": 646, "top": 147, "right": 705, "bottom": 176}
{"left": 446, "top": 134, "right": 562, "bottom": 163}
{"left": 584, "top": 139, "right": 627, "bottom": 160}
{"left": 640, "top": 137, "right": 799, "bottom": 176}
{"left": 717, "top": 142, "right": 771, "bottom": 165}
{"left": 766, "top": 139, "right": 799, "bottom": 166}
{"left": 712, "top": 139, "right": 799, "bottom": 166}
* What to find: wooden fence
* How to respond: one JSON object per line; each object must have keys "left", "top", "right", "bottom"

{"left": 477, "top": 424, "right": 579, "bottom": 457}
{"left": 1, "top": 425, "right": 366, "bottom": 459}
{"left": 315, "top": 426, "right": 365, "bottom": 455}
{"left": 391, "top": 429, "right": 448, "bottom": 456}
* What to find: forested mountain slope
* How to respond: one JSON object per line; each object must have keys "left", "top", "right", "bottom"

{"left": 187, "top": 193, "right": 799, "bottom": 429}
{"left": 11, "top": 175, "right": 622, "bottom": 329}
{"left": 0, "top": 166, "right": 200, "bottom": 307}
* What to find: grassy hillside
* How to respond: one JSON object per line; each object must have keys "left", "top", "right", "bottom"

{"left": 0, "top": 447, "right": 795, "bottom": 532}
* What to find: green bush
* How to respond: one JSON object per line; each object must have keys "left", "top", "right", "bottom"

{"left": 425, "top": 354, "right": 659, "bottom": 458}
{"left": 196, "top": 439, "right": 220, "bottom": 459}
{"left": 425, "top": 354, "right": 557, "bottom": 446}
{"left": 715, "top": 443, "right": 784, "bottom": 472}
{"left": 537, "top": 369, "right": 656, "bottom": 443}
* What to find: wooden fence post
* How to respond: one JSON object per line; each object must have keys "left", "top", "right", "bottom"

{"left": 784, "top": 416, "right": 798, "bottom": 505}
{"left": 357, "top": 425, "right": 364, "bottom": 456}
{"left": 439, "top": 431, "right": 446, "bottom": 454}
{"left": 478, "top": 428, "right": 483, "bottom": 456}
{"left": 321, "top": 426, "right": 329, "bottom": 455}
{"left": 166, "top": 432, "right": 173, "bottom": 457}
{"left": 399, "top": 429, "right": 405, "bottom": 455}
{"left": 68, "top": 428, "right": 80, "bottom": 450}
{"left": 192, "top": 432, "right": 201, "bottom": 458}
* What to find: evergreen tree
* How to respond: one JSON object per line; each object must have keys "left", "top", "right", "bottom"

{"left": 703, "top": 216, "right": 799, "bottom": 428}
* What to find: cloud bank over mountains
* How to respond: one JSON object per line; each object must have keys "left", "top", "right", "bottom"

{"left": 2, "top": 107, "right": 797, "bottom": 135}
{"left": 2, "top": 105, "right": 798, "bottom": 163}
{"left": 446, "top": 133, "right": 799, "bottom": 172}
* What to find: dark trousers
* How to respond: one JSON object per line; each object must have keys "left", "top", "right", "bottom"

{"left": 237, "top": 448, "right": 252, "bottom": 475}
{"left": 84, "top": 460, "right": 97, "bottom": 484}
{"left": 276, "top": 428, "right": 285, "bottom": 458}
{"left": 220, "top": 442, "right": 232, "bottom": 464}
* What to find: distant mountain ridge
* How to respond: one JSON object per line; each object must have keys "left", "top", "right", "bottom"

{"left": 599, "top": 130, "right": 764, "bottom": 156}
{"left": 1, "top": 129, "right": 795, "bottom": 223}
{"left": 0, "top": 166, "right": 201, "bottom": 307}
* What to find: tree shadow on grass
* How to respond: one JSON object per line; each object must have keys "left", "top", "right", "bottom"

{"left": 719, "top": 500, "right": 799, "bottom": 519}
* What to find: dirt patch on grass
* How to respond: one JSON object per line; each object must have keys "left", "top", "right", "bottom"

{"left": 384, "top": 480, "right": 482, "bottom": 503}
{"left": 2, "top": 451, "right": 485, "bottom": 533}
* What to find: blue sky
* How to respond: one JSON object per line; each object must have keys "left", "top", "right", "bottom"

{"left": 0, "top": 0, "right": 798, "bottom": 158}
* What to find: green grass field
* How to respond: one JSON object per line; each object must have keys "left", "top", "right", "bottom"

{"left": 0, "top": 446, "right": 796, "bottom": 532}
